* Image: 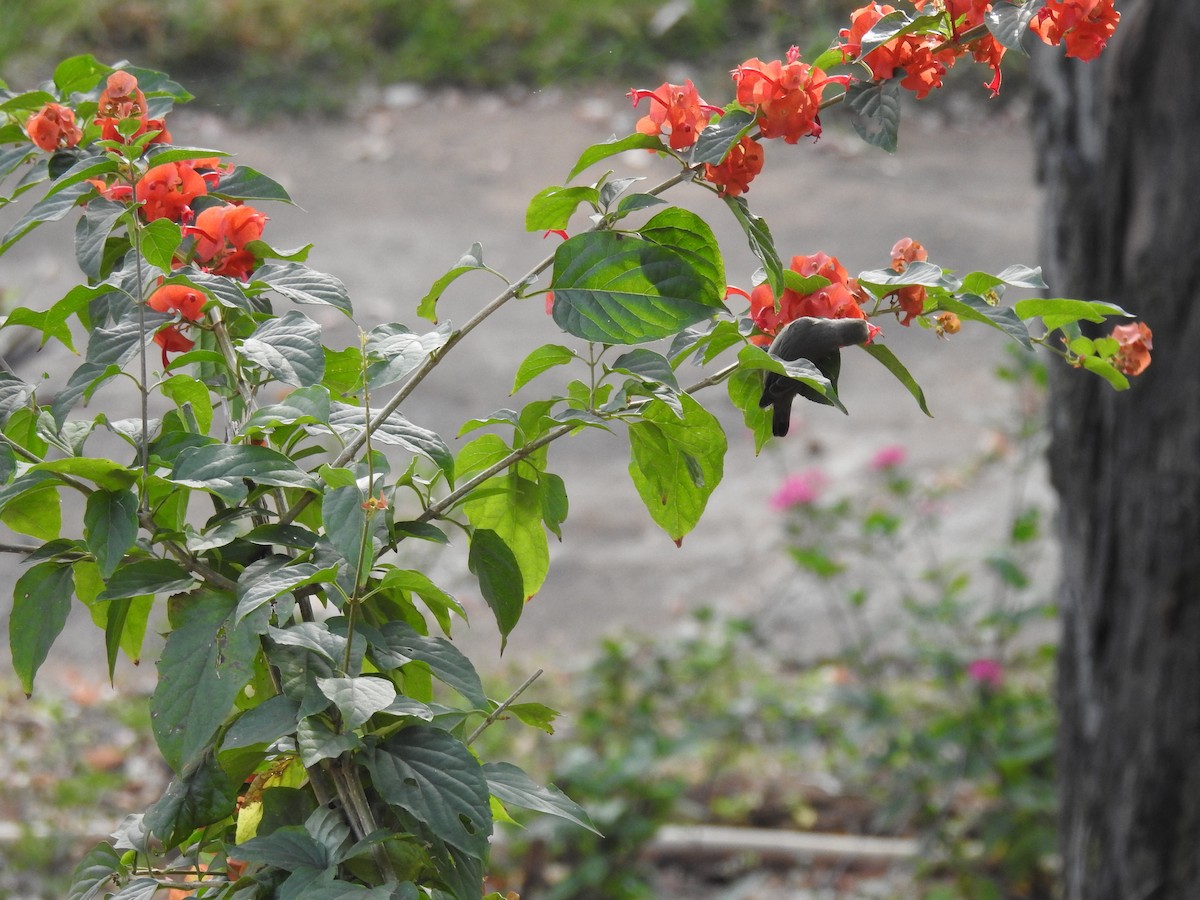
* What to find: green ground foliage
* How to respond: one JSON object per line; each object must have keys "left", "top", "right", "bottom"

{"left": 0, "top": 0, "right": 859, "bottom": 111}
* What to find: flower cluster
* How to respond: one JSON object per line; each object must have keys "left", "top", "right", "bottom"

{"left": 747, "top": 251, "right": 872, "bottom": 346}
{"left": 733, "top": 47, "right": 834, "bottom": 144}
{"left": 24, "top": 103, "right": 81, "bottom": 152}
{"left": 28, "top": 69, "right": 273, "bottom": 367}
{"left": 628, "top": 80, "right": 721, "bottom": 152}
{"left": 840, "top": 0, "right": 1118, "bottom": 100}
{"left": 889, "top": 236, "right": 928, "bottom": 325}
{"left": 702, "top": 135, "right": 764, "bottom": 198}
{"left": 1111, "top": 321, "right": 1153, "bottom": 377}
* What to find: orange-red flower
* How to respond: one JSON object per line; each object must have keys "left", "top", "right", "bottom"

{"left": 628, "top": 80, "right": 721, "bottom": 151}
{"left": 840, "top": 3, "right": 948, "bottom": 99}
{"left": 190, "top": 203, "right": 268, "bottom": 279}
{"left": 94, "top": 70, "right": 171, "bottom": 144}
{"left": 733, "top": 49, "right": 831, "bottom": 143}
{"left": 135, "top": 162, "right": 207, "bottom": 222}
{"left": 148, "top": 283, "right": 207, "bottom": 367}
{"left": 749, "top": 252, "right": 870, "bottom": 345}
{"left": 889, "top": 237, "right": 928, "bottom": 325}
{"left": 703, "top": 135, "right": 764, "bottom": 197}
{"left": 1111, "top": 321, "right": 1152, "bottom": 376}
{"left": 1031, "top": 0, "right": 1120, "bottom": 61}
{"left": 26, "top": 103, "right": 82, "bottom": 152}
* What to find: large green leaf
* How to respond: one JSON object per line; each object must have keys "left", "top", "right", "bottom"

{"left": 251, "top": 262, "right": 352, "bottom": 315}
{"left": 67, "top": 841, "right": 125, "bottom": 900}
{"left": 525, "top": 184, "right": 599, "bottom": 232}
{"left": 235, "top": 560, "right": 339, "bottom": 625}
{"left": 366, "top": 322, "right": 453, "bottom": 387}
{"left": 95, "top": 558, "right": 197, "bottom": 601}
{"left": 150, "top": 591, "right": 263, "bottom": 771}
{"left": 483, "top": 762, "right": 600, "bottom": 834}
{"left": 627, "top": 393, "right": 726, "bottom": 544}
{"left": 241, "top": 309, "right": 325, "bottom": 387}
{"left": 74, "top": 198, "right": 127, "bottom": 279}
{"left": 723, "top": 195, "right": 785, "bottom": 297}
{"left": 171, "top": 443, "right": 319, "bottom": 503}
{"left": 363, "top": 726, "right": 492, "bottom": 859}
{"left": 9, "top": 562, "right": 74, "bottom": 695}
{"left": 467, "top": 528, "right": 525, "bottom": 646}
{"left": 316, "top": 675, "right": 397, "bottom": 730}
{"left": 938, "top": 293, "right": 1032, "bottom": 348}
{"left": 861, "top": 342, "right": 933, "bottom": 417}
{"left": 212, "top": 165, "right": 294, "bottom": 203}
{"left": 370, "top": 620, "right": 487, "bottom": 710}
{"left": 1014, "top": 297, "right": 1131, "bottom": 332}
{"left": 229, "top": 824, "right": 330, "bottom": 870}
{"left": 328, "top": 403, "right": 453, "bottom": 484}
{"left": 375, "top": 568, "right": 466, "bottom": 634}
{"left": 986, "top": 0, "right": 1047, "bottom": 53}
{"left": 639, "top": 206, "right": 726, "bottom": 289}
{"left": 464, "top": 469, "right": 549, "bottom": 604}
{"left": 846, "top": 77, "right": 903, "bottom": 153}
{"left": 83, "top": 488, "right": 139, "bottom": 578}
{"left": 566, "top": 133, "right": 664, "bottom": 182}
{"left": 143, "top": 748, "right": 242, "bottom": 850}
{"left": 550, "top": 232, "right": 723, "bottom": 344}
{"left": 2, "top": 282, "right": 103, "bottom": 351}
{"left": 512, "top": 344, "right": 576, "bottom": 394}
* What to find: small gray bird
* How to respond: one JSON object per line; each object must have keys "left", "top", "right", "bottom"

{"left": 758, "top": 316, "right": 872, "bottom": 437}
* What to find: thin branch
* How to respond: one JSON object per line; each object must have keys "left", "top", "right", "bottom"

{"left": 466, "top": 668, "right": 544, "bottom": 746}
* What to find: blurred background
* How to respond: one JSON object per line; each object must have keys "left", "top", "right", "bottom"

{"left": 0, "top": 2, "right": 1063, "bottom": 897}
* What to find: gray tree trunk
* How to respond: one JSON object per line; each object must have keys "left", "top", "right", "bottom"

{"left": 1031, "top": 2, "right": 1200, "bottom": 897}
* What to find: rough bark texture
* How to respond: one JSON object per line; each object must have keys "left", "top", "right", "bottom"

{"left": 1032, "top": 2, "right": 1200, "bottom": 898}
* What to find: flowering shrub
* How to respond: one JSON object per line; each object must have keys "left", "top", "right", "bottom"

{"left": 0, "top": 2, "right": 1143, "bottom": 896}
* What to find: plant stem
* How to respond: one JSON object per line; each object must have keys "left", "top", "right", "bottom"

{"left": 466, "top": 667, "right": 544, "bottom": 745}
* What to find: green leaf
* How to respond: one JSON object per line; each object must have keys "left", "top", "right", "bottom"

{"left": 316, "top": 675, "right": 397, "bottom": 730}
{"left": 627, "top": 393, "right": 726, "bottom": 544}
{"left": 150, "top": 591, "right": 263, "bottom": 771}
{"left": 846, "top": 77, "right": 902, "bottom": 153}
{"left": 366, "top": 322, "right": 452, "bottom": 387}
{"left": 639, "top": 206, "right": 726, "bottom": 289}
{"left": 468, "top": 528, "right": 525, "bottom": 645}
{"left": 171, "top": 443, "right": 319, "bottom": 503}
{"left": 95, "top": 558, "right": 197, "bottom": 601}
{"left": 986, "top": 0, "right": 1047, "bottom": 54}
{"left": 512, "top": 344, "right": 576, "bottom": 394}
{"left": 1, "top": 179, "right": 93, "bottom": 253}
{"left": 525, "top": 184, "right": 600, "bottom": 231}
{"left": 861, "top": 342, "right": 933, "bottom": 417}
{"left": 67, "top": 841, "right": 125, "bottom": 900}
{"left": 724, "top": 195, "right": 785, "bottom": 297}
{"left": 252, "top": 262, "right": 352, "bottom": 315}
{"left": 2, "top": 282, "right": 101, "bottom": 352}
{"left": 1082, "top": 355, "right": 1130, "bottom": 391}
{"left": 243, "top": 384, "right": 331, "bottom": 434}
{"left": 371, "top": 620, "right": 487, "bottom": 710}
{"left": 32, "top": 456, "right": 138, "bottom": 491}
{"left": 236, "top": 560, "right": 339, "bottom": 624}
{"left": 504, "top": 701, "right": 560, "bottom": 734}
{"left": 859, "top": 9, "right": 916, "bottom": 56}
{"left": 363, "top": 726, "right": 492, "bottom": 858}
{"left": 550, "top": 232, "right": 723, "bottom": 344}
{"left": 9, "top": 562, "right": 74, "bottom": 694}
{"left": 328, "top": 404, "right": 454, "bottom": 484}
{"left": 967, "top": 264, "right": 1047, "bottom": 291}
{"left": 938, "top": 293, "right": 1032, "bottom": 348}
{"left": 1013, "top": 297, "right": 1131, "bottom": 332}
{"left": 223, "top": 694, "right": 302, "bottom": 750}
{"left": 322, "top": 484, "right": 370, "bottom": 574}
{"left": 375, "top": 568, "right": 466, "bottom": 634}
{"left": 139, "top": 217, "right": 182, "bottom": 272}
{"left": 213, "top": 165, "right": 294, "bottom": 203}
{"left": 727, "top": 368, "right": 773, "bottom": 453}
{"left": 53, "top": 54, "right": 109, "bottom": 95}
{"left": 161, "top": 373, "right": 214, "bottom": 434}
{"left": 857, "top": 260, "right": 946, "bottom": 290}
{"left": 143, "top": 749, "right": 241, "bottom": 850}
{"left": 84, "top": 488, "right": 139, "bottom": 578}
{"left": 464, "top": 472, "right": 549, "bottom": 600}
{"left": 610, "top": 348, "right": 680, "bottom": 392}
{"left": 74, "top": 198, "right": 127, "bottom": 279}
{"left": 567, "top": 132, "right": 665, "bottom": 182}
{"left": 0, "top": 481, "right": 61, "bottom": 539}
{"left": 227, "top": 824, "right": 329, "bottom": 870}
{"left": 416, "top": 242, "right": 506, "bottom": 323}
{"left": 484, "top": 762, "right": 600, "bottom": 834}
{"left": 241, "top": 309, "right": 325, "bottom": 387}
{"left": 691, "top": 108, "right": 757, "bottom": 165}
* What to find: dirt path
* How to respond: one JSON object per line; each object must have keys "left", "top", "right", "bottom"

{"left": 0, "top": 89, "right": 1046, "bottom": 691}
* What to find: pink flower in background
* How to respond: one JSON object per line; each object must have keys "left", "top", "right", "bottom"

{"left": 966, "top": 658, "right": 1005, "bottom": 689}
{"left": 770, "top": 469, "right": 828, "bottom": 510}
{"left": 869, "top": 445, "right": 906, "bottom": 470}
